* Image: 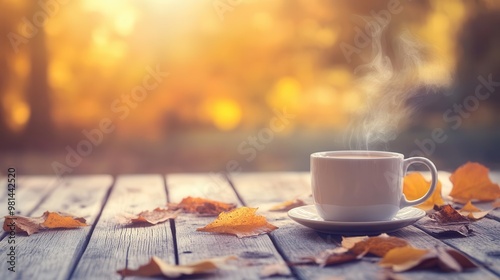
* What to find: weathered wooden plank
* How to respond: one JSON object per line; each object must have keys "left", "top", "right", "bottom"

{"left": 166, "top": 173, "right": 289, "bottom": 279}
{"left": 0, "top": 176, "right": 59, "bottom": 218}
{"left": 230, "top": 172, "right": 498, "bottom": 280}
{"left": 72, "top": 175, "right": 175, "bottom": 280}
{"left": 0, "top": 175, "right": 112, "bottom": 280}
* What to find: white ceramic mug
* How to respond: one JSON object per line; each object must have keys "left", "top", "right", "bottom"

{"left": 311, "top": 150, "right": 437, "bottom": 222}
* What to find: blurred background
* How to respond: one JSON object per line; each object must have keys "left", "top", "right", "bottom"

{"left": 1, "top": 0, "right": 500, "bottom": 175}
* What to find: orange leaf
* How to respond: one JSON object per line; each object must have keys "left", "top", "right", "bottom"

{"left": 343, "top": 234, "right": 409, "bottom": 257}
{"left": 403, "top": 173, "right": 445, "bottom": 210}
{"left": 197, "top": 207, "right": 278, "bottom": 238}
{"left": 3, "top": 211, "right": 87, "bottom": 236}
{"left": 129, "top": 208, "right": 179, "bottom": 225}
{"left": 170, "top": 196, "right": 236, "bottom": 216}
{"left": 117, "top": 255, "right": 236, "bottom": 278}
{"left": 41, "top": 212, "right": 88, "bottom": 228}
{"left": 269, "top": 199, "right": 305, "bottom": 212}
{"left": 449, "top": 162, "right": 500, "bottom": 202}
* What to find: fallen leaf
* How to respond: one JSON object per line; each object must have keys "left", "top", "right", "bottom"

{"left": 449, "top": 162, "right": 500, "bottom": 202}
{"left": 3, "top": 211, "right": 88, "bottom": 236}
{"left": 197, "top": 207, "right": 278, "bottom": 238}
{"left": 169, "top": 196, "right": 236, "bottom": 216}
{"left": 379, "top": 247, "right": 430, "bottom": 272}
{"left": 379, "top": 246, "right": 477, "bottom": 272}
{"left": 3, "top": 216, "right": 45, "bottom": 235}
{"left": 458, "top": 201, "right": 490, "bottom": 220}
{"left": 403, "top": 173, "right": 445, "bottom": 210}
{"left": 117, "top": 255, "right": 236, "bottom": 278}
{"left": 428, "top": 205, "right": 469, "bottom": 225}
{"left": 418, "top": 205, "right": 472, "bottom": 236}
{"left": 269, "top": 198, "right": 306, "bottom": 212}
{"left": 342, "top": 234, "right": 409, "bottom": 257}
{"left": 259, "top": 263, "right": 291, "bottom": 277}
{"left": 417, "top": 217, "right": 472, "bottom": 237}
{"left": 301, "top": 247, "right": 360, "bottom": 267}
{"left": 41, "top": 212, "right": 87, "bottom": 228}
{"left": 128, "top": 208, "right": 179, "bottom": 225}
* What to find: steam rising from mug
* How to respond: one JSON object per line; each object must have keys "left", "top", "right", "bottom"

{"left": 347, "top": 20, "right": 450, "bottom": 150}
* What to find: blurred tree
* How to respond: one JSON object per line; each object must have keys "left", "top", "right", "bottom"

{"left": 21, "top": 3, "right": 54, "bottom": 149}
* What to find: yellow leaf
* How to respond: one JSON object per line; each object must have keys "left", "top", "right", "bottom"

{"left": 379, "top": 247, "right": 430, "bottom": 272}
{"left": 197, "top": 207, "right": 278, "bottom": 238}
{"left": 449, "top": 162, "right": 500, "bottom": 202}
{"left": 403, "top": 173, "right": 445, "bottom": 210}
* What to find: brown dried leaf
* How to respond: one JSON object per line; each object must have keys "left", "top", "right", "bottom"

{"left": 3, "top": 211, "right": 87, "bottom": 236}
{"left": 169, "top": 196, "right": 236, "bottom": 216}
{"left": 197, "top": 207, "right": 278, "bottom": 238}
{"left": 3, "top": 216, "right": 45, "bottom": 235}
{"left": 129, "top": 208, "right": 179, "bottom": 225}
{"left": 343, "top": 234, "right": 409, "bottom": 257}
{"left": 449, "top": 162, "right": 500, "bottom": 202}
{"left": 428, "top": 205, "right": 469, "bottom": 225}
{"left": 259, "top": 263, "right": 291, "bottom": 277}
{"left": 403, "top": 173, "right": 445, "bottom": 211}
{"left": 301, "top": 247, "right": 360, "bottom": 267}
{"left": 117, "top": 255, "right": 236, "bottom": 278}
{"left": 269, "top": 199, "right": 306, "bottom": 212}
{"left": 417, "top": 217, "right": 472, "bottom": 237}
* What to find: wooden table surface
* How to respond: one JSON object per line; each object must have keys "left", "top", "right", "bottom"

{"left": 0, "top": 172, "right": 499, "bottom": 280}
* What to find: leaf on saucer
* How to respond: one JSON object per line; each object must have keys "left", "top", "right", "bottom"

{"left": 458, "top": 201, "right": 491, "bottom": 220}
{"left": 301, "top": 247, "right": 360, "bottom": 267}
{"left": 197, "top": 207, "right": 278, "bottom": 238}
{"left": 449, "top": 162, "right": 500, "bottom": 203}
{"left": 342, "top": 234, "right": 409, "bottom": 257}
{"left": 379, "top": 246, "right": 477, "bottom": 272}
{"left": 117, "top": 255, "right": 237, "bottom": 278}
{"left": 403, "top": 173, "right": 445, "bottom": 211}
{"left": 169, "top": 196, "right": 236, "bottom": 216}
{"left": 269, "top": 199, "right": 306, "bottom": 212}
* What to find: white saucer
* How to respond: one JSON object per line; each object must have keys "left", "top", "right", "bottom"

{"left": 288, "top": 205, "right": 425, "bottom": 235}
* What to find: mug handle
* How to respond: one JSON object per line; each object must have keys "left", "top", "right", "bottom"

{"left": 400, "top": 157, "right": 438, "bottom": 208}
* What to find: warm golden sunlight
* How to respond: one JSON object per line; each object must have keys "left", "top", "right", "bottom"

{"left": 1, "top": 0, "right": 500, "bottom": 174}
